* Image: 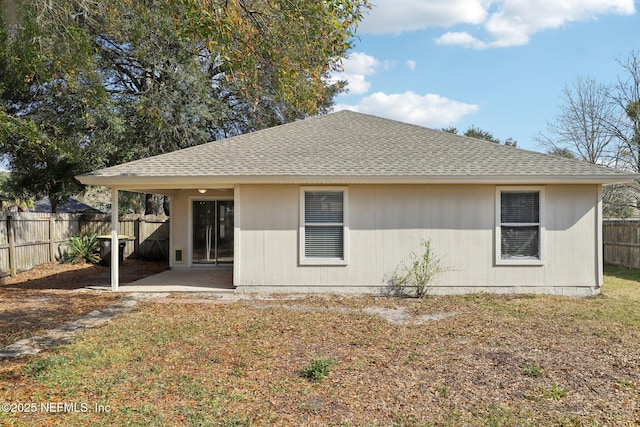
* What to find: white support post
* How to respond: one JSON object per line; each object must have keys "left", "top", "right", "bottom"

{"left": 596, "top": 184, "right": 603, "bottom": 290}
{"left": 111, "top": 187, "right": 119, "bottom": 291}
{"left": 233, "top": 184, "right": 240, "bottom": 289}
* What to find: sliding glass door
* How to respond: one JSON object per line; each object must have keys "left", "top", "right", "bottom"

{"left": 192, "top": 200, "right": 234, "bottom": 265}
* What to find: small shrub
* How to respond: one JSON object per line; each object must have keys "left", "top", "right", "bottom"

{"left": 60, "top": 234, "right": 100, "bottom": 264}
{"left": 543, "top": 385, "right": 568, "bottom": 400}
{"left": 522, "top": 364, "right": 544, "bottom": 378}
{"left": 436, "top": 385, "right": 448, "bottom": 397}
{"left": 385, "top": 239, "right": 447, "bottom": 298}
{"left": 301, "top": 357, "right": 336, "bottom": 382}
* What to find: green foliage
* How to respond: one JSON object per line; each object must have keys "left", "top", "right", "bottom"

{"left": 464, "top": 125, "right": 501, "bottom": 143}
{"left": 0, "top": 171, "right": 8, "bottom": 192}
{"left": 547, "top": 147, "right": 577, "bottom": 159}
{"left": 60, "top": 234, "right": 100, "bottom": 264}
{"left": 301, "top": 357, "right": 336, "bottom": 382}
{"left": 1, "top": 0, "right": 370, "bottom": 209}
{"left": 435, "top": 385, "right": 449, "bottom": 397}
{"left": 440, "top": 126, "right": 458, "bottom": 134}
{"left": 0, "top": 1, "right": 116, "bottom": 209}
{"left": 542, "top": 385, "right": 568, "bottom": 401}
{"left": 386, "top": 240, "right": 447, "bottom": 299}
{"left": 172, "top": 0, "right": 371, "bottom": 122}
{"left": 444, "top": 125, "right": 518, "bottom": 146}
{"left": 24, "top": 355, "right": 72, "bottom": 381}
{"left": 522, "top": 364, "right": 544, "bottom": 378}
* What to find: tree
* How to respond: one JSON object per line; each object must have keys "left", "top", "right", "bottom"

{"left": 172, "top": 0, "right": 370, "bottom": 126}
{"left": 441, "top": 126, "right": 458, "bottom": 134}
{"left": 608, "top": 51, "right": 640, "bottom": 174}
{"left": 536, "top": 77, "right": 617, "bottom": 165}
{"left": 90, "top": 1, "right": 231, "bottom": 214}
{"left": 537, "top": 53, "right": 640, "bottom": 217}
{"left": 605, "top": 51, "right": 640, "bottom": 218}
{"left": 0, "top": 0, "right": 118, "bottom": 211}
{"left": 464, "top": 125, "right": 500, "bottom": 143}
{"left": 443, "top": 125, "right": 517, "bottom": 146}
{"left": 0, "top": 0, "right": 370, "bottom": 213}
{"left": 547, "top": 147, "right": 577, "bottom": 159}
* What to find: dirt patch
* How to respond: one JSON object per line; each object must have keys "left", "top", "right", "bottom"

{"left": 248, "top": 302, "right": 458, "bottom": 326}
{"left": 0, "top": 259, "right": 168, "bottom": 348}
{"left": 1, "top": 258, "right": 169, "bottom": 290}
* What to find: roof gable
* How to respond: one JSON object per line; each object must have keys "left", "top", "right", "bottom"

{"left": 79, "top": 110, "right": 637, "bottom": 186}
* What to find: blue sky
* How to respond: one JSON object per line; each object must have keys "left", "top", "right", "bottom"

{"left": 331, "top": 0, "right": 639, "bottom": 152}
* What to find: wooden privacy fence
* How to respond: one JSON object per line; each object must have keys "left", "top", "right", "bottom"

{"left": 603, "top": 219, "right": 640, "bottom": 268}
{"left": 0, "top": 213, "right": 169, "bottom": 277}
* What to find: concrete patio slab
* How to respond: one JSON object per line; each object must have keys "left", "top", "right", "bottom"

{"left": 117, "top": 267, "right": 234, "bottom": 293}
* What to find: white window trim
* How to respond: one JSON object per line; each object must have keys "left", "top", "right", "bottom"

{"left": 495, "top": 186, "right": 545, "bottom": 266}
{"left": 299, "top": 186, "right": 349, "bottom": 266}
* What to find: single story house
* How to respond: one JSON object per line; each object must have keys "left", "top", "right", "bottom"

{"left": 77, "top": 111, "right": 636, "bottom": 296}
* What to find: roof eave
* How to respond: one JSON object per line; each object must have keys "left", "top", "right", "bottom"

{"left": 76, "top": 173, "right": 638, "bottom": 188}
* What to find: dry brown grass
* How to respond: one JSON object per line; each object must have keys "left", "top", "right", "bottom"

{"left": 0, "top": 259, "right": 168, "bottom": 347}
{"left": 0, "top": 266, "right": 638, "bottom": 426}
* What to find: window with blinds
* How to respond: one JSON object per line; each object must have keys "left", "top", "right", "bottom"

{"left": 301, "top": 188, "right": 347, "bottom": 264}
{"left": 499, "top": 190, "right": 541, "bottom": 261}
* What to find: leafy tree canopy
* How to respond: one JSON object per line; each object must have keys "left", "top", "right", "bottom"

{"left": 547, "top": 147, "right": 577, "bottom": 159}
{"left": 0, "top": 0, "right": 370, "bottom": 211}
{"left": 442, "top": 125, "right": 517, "bottom": 147}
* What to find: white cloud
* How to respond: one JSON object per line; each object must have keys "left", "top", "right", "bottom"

{"left": 342, "top": 52, "right": 379, "bottom": 75}
{"left": 331, "top": 52, "right": 380, "bottom": 95}
{"left": 434, "top": 31, "right": 488, "bottom": 49}
{"left": 341, "top": 74, "right": 371, "bottom": 95}
{"left": 334, "top": 91, "right": 479, "bottom": 128}
{"left": 406, "top": 60, "right": 417, "bottom": 71}
{"left": 359, "top": 0, "right": 487, "bottom": 35}
{"left": 360, "top": 0, "right": 636, "bottom": 49}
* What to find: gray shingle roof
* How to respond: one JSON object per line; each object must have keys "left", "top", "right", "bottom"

{"left": 79, "top": 110, "right": 636, "bottom": 186}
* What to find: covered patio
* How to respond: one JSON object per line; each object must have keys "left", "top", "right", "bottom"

{"left": 116, "top": 267, "right": 234, "bottom": 293}
{"left": 81, "top": 184, "right": 238, "bottom": 292}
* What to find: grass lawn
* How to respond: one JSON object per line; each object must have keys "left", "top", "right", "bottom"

{"left": 1, "top": 266, "right": 639, "bottom": 426}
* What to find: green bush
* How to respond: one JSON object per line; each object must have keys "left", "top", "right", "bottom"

{"left": 301, "top": 357, "right": 336, "bottom": 382}
{"left": 60, "top": 234, "right": 100, "bottom": 264}
{"left": 522, "top": 364, "right": 544, "bottom": 378}
{"left": 385, "top": 240, "right": 447, "bottom": 298}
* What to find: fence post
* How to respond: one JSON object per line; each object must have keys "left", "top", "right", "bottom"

{"left": 49, "top": 215, "right": 55, "bottom": 262}
{"left": 134, "top": 217, "right": 141, "bottom": 257}
{"left": 7, "top": 215, "right": 16, "bottom": 278}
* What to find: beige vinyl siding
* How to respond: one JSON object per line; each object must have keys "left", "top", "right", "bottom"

{"left": 235, "top": 184, "right": 600, "bottom": 295}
